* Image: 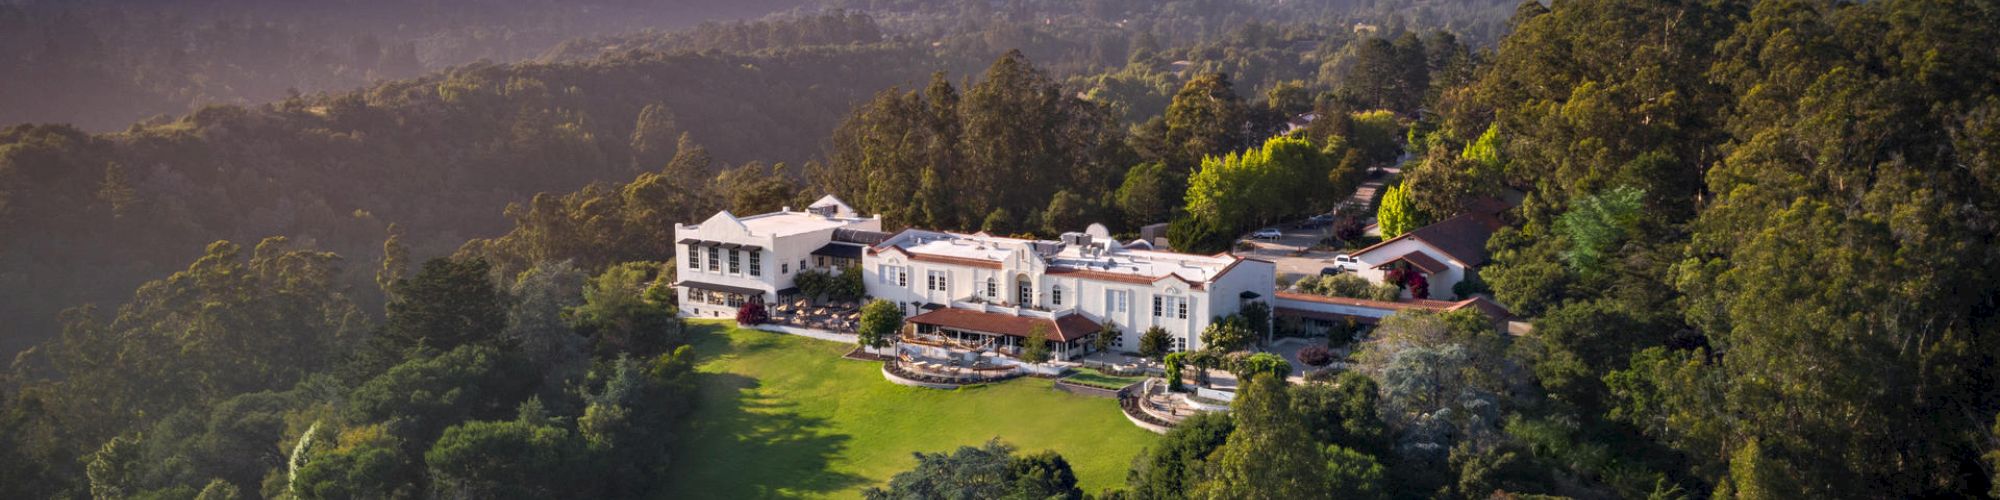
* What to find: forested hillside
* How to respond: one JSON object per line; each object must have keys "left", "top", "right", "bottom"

{"left": 0, "top": 0, "right": 809, "bottom": 130}
{"left": 0, "top": 1, "right": 1498, "bottom": 357}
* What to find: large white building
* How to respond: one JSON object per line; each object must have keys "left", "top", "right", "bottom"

{"left": 864, "top": 227, "right": 1275, "bottom": 360}
{"left": 673, "top": 195, "right": 1516, "bottom": 361}
{"left": 673, "top": 196, "right": 883, "bottom": 318}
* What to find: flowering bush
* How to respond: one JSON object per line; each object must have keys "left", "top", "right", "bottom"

{"left": 735, "top": 301, "right": 768, "bottom": 326}
{"left": 1298, "top": 345, "right": 1335, "bottom": 367}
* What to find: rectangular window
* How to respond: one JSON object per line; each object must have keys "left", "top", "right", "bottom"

{"left": 1153, "top": 296, "right": 1163, "bottom": 317}
{"left": 1112, "top": 331, "right": 1125, "bottom": 348}
{"left": 728, "top": 250, "right": 741, "bottom": 274}
{"left": 986, "top": 279, "right": 997, "bottom": 298}
{"left": 708, "top": 247, "right": 720, "bottom": 272}
{"left": 896, "top": 267, "right": 908, "bottom": 287}
{"left": 748, "top": 252, "right": 762, "bottom": 277}
{"left": 687, "top": 246, "right": 699, "bottom": 270}
{"left": 927, "top": 270, "right": 949, "bottom": 292}
{"left": 690, "top": 288, "right": 709, "bottom": 303}
{"left": 781, "top": 263, "right": 790, "bottom": 274}
{"left": 1109, "top": 290, "right": 1130, "bottom": 313}
{"left": 1052, "top": 286, "right": 1063, "bottom": 306}
{"left": 1176, "top": 299, "right": 1188, "bottom": 319}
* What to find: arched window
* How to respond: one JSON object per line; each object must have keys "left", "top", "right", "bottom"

{"left": 1016, "top": 276, "right": 1032, "bottom": 306}
{"left": 986, "top": 277, "right": 998, "bottom": 298}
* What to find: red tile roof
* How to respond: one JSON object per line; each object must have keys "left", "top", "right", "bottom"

{"left": 1274, "top": 291, "right": 1421, "bottom": 311}
{"left": 1447, "top": 296, "right": 1514, "bottom": 320}
{"left": 906, "top": 308, "right": 1103, "bottom": 342}
{"left": 1273, "top": 307, "right": 1383, "bottom": 325}
{"left": 1273, "top": 291, "right": 1511, "bottom": 321}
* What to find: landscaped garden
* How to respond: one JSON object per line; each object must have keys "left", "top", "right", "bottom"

{"left": 662, "top": 320, "right": 1160, "bottom": 498}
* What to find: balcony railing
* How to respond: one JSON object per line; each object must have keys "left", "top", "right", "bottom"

{"left": 948, "top": 298, "right": 1075, "bottom": 319}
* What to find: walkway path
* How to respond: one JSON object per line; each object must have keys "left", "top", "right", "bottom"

{"left": 748, "top": 323, "right": 858, "bottom": 344}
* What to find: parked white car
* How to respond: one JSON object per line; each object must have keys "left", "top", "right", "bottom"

{"left": 1251, "top": 228, "right": 1284, "bottom": 240}
{"left": 1331, "top": 254, "right": 1362, "bottom": 272}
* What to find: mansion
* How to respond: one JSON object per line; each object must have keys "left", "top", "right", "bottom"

{"left": 674, "top": 195, "right": 1511, "bottom": 362}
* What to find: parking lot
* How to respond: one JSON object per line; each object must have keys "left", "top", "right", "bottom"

{"left": 1233, "top": 223, "right": 1352, "bottom": 283}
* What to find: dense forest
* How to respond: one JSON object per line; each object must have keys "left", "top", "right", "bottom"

{"left": 6, "top": 0, "right": 1998, "bottom": 497}
{"left": 0, "top": 0, "right": 1497, "bottom": 356}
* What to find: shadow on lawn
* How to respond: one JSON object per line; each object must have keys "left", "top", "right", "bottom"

{"left": 669, "top": 324, "right": 867, "bottom": 497}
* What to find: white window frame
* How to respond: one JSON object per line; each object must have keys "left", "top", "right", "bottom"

{"left": 927, "top": 270, "right": 949, "bottom": 292}
{"left": 707, "top": 247, "right": 720, "bottom": 272}
{"left": 1108, "top": 290, "right": 1130, "bottom": 313}
{"left": 1051, "top": 285, "right": 1064, "bottom": 306}
{"left": 749, "top": 252, "right": 761, "bottom": 277}
{"left": 687, "top": 246, "right": 700, "bottom": 270}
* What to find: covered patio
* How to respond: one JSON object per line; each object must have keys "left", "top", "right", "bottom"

{"left": 902, "top": 307, "right": 1103, "bottom": 362}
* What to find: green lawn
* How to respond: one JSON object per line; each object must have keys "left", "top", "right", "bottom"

{"left": 662, "top": 321, "right": 1160, "bottom": 498}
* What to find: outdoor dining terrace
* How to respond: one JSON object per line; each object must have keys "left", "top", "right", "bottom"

{"left": 767, "top": 298, "right": 861, "bottom": 332}
{"left": 884, "top": 350, "right": 1022, "bottom": 387}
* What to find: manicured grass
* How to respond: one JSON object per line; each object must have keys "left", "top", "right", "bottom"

{"left": 1062, "top": 368, "right": 1145, "bottom": 390}
{"left": 662, "top": 321, "right": 1160, "bottom": 498}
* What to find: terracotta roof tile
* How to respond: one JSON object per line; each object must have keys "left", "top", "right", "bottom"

{"left": 906, "top": 307, "right": 1103, "bottom": 342}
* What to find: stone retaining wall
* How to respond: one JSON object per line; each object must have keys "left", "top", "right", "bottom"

{"left": 1118, "top": 386, "right": 1175, "bottom": 434}
{"left": 880, "top": 365, "right": 967, "bottom": 390}
{"left": 1052, "top": 379, "right": 1127, "bottom": 398}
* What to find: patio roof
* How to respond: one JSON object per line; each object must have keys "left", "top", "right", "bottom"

{"left": 1373, "top": 251, "right": 1449, "bottom": 274}
{"left": 811, "top": 242, "right": 865, "bottom": 259}
{"left": 906, "top": 307, "right": 1102, "bottom": 342}
{"left": 675, "top": 280, "right": 765, "bottom": 297}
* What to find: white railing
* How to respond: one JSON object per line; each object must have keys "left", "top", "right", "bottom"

{"left": 948, "top": 299, "right": 1075, "bottom": 319}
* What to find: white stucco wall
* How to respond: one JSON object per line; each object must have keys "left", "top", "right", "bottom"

{"left": 674, "top": 211, "right": 880, "bottom": 317}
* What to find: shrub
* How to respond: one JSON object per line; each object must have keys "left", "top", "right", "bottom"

{"left": 1298, "top": 345, "right": 1334, "bottom": 367}
{"left": 856, "top": 299, "right": 902, "bottom": 350}
{"left": 1231, "top": 352, "right": 1292, "bottom": 382}
{"left": 1201, "top": 316, "right": 1254, "bottom": 352}
{"left": 1139, "top": 326, "right": 1172, "bottom": 359}
{"left": 1021, "top": 325, "right": 1053, "bottom": 364}
{"left": 735, "top": 301, "right": 767, "bottom": 326}
{"left": 1451, "top": 273, "right": 1490, "bottom": 299}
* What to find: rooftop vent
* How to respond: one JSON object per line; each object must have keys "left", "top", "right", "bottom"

{"left": 1059, "top": 232, "right": 1092, "bottom": 248}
